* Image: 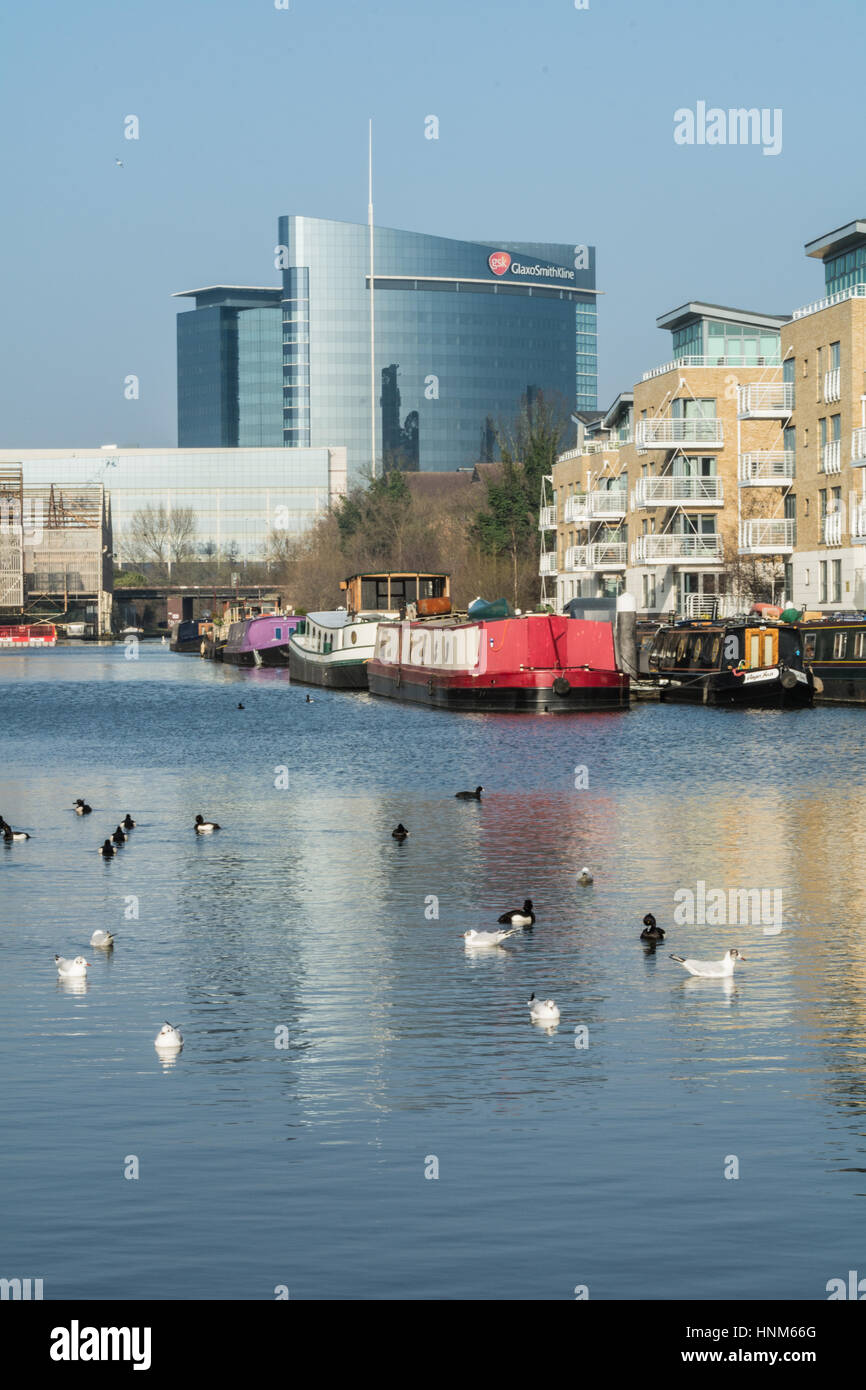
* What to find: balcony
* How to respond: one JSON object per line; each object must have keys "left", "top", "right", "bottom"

{"left": 821, "top": 512, "right": 843, "bottom": 547}
{"left": 824, "top": 369, "right": 841, "bottom": 403}
{"left": 635, "top": 417, "right": 723, "bottom": 451}
{"left": 633, "top": 476, "right": 723, "bottom": 508}
{"left": 588, "top": 488, "right": 628, "bottom": 519}
{"left": 736, "top": 382, "right": 794, "bottom": 418}
{"left": 821, "top": 439, "right": 842, "bottom": 475}
{"left": 642, "top": 353, "right": 781, "bottom": 382}
{"left": 564, "top": 545, "right": 590, "bottom": 571}
{"left": 563, "top": 494, "right": 590, "bottom": 525}
{"left": 538, "top": 552, "right": 558, "bottom": 577}
{"left": 538, "top": 505, "right": 557, "bottom": 530}
{"left": 589, "top": 542, "right": 627, "bottom": 570}
{"left": 850, "top": 495, "right": 866, "bottom": 544}
{"left": 738, "top": 451, "right": 795, "bottom": 486}
{"left": 631, "top": 533, "right": 722, "bottom": 564}
{"left": 738, "top": 518, "right": 795, "bottom": 554}
{"left": 556, "top": 438, "right": 628, "bottom": 464}
{"left": 852, "top": 427, "right": 866, "bottom": 465}
{"left": 792, "top": 283, "right": 866, "bottom": 320}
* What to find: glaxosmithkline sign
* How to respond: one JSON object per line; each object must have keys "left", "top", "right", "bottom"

{"left": 488, "top": 250, "right": 576, "bottom": 282}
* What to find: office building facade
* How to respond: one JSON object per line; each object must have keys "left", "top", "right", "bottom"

{"left": 175, "top": 287, "right": 283, "bottom": 448}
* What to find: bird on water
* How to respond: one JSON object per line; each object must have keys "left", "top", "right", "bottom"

{"left": 640, "top": 913, "right": 665, "bottom": 941}
{"left": 497, "top": 899, "right": 535, "bottom": 927}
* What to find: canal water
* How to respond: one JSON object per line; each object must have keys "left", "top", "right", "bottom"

{"left": 1, "top": 644, "right": 865, "bottom": 1301}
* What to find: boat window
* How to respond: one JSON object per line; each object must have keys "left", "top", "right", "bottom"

{"left": 690, "top": 634, "right": 704, "bottom": 664}
{"left": 833, "top": 631, "right": 848, "bottom": 660}
{"left": 274, "top": 627, "right": 282, "bottom": 640}
{"left": 675, "top": 635, "right": 690, "bottom": 668}
{"left": 764, "top": 634, "right": 774, "bottom": 665}
{"left": 749, "top": 634, "right": 761, "bottom": 667}
{"left": 854, "top": 631, "right": 866, "bottom": 660}
{"left": 803, "top": 632, "right": 817, "bottom": 660}
{"left": 709, "top": 636, "right": 720, "bottom": 666}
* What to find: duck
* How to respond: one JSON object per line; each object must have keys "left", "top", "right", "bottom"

{"left": 497, "top": 899, "right": 535, "bottom": 927}
{"left": 55, "top": 954, "right": 90, "bottom": 979}
{"left": 73, "top": 799, "right": 93, "bottom": 815}
{"left": 154, "top": 1022, "right": 183, "bottom": 1050}
{"left": 112, "top": 825, "right": 127, "bottom": 845}
{"left": 237, "top": 702, "right": 245, "bottom": 710}
{"left": 98, "top": 839, "right": 115, "bottom": 857}
{"left": 669, "top": 948, "right": 745, "bottom": 979}
{"left": 305, "top": 694, "right": 314, "bottom": 703}
{"left": 391, "top": 823, "right": 409, "bottom": 840}
{"left": 640, "top": 913, "right": 665, "bottom": 941}
{"left": 194, "top": 815, "right": 220, "bottom": 833}
{"left": 122, "top": 814, "right": 135, "bottom": 830}
{"left": 577, "top": 867, "right": 593, "bottom": 886}
{"left": 90, "top": 929, "right": 115, "bottom": 948}
{"left": 455, "top": 786, "right": 483, "bottom": 800}
{"left": 463, "top": 927, "right": 520, "bottom": 948}
{"left": 527, "top": 994, "right": 560, "bottom": 1023}
{"left": 1, "top": 822, "right": 30, "bottom": 841}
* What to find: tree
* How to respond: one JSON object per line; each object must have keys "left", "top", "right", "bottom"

{"left": 124, "top": 505, "right": 197, "bottom": 575}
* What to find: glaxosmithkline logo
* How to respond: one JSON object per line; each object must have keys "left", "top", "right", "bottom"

{"left": 488, "top": 250, "right": 575, "bottom": 282}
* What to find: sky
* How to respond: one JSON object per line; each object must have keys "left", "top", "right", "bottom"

{"left": 1, "top": 0, "right": 864, "bottom": 447}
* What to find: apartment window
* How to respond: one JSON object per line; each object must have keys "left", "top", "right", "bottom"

{"left": 784, "top": 494, "right": 796, "bottom": 521}
{"left": 832, "top": 414, "right": 841, "bottom": 442}
{"left": 820, "top": 417, "right": 827, "bottom": 447}
{"left": 816, "top": 345, "right": 823, "bottom": 395}
{"left": 643, "top": 574, "right": 655, "bottom": 609}
{"left": 832, "top": 559, "right": 842, "bottom": 603}
{"left": 820, "top": 489, "right": 827, "bottom": 518}
{"left": 831, "top": 486, "right": 841, "bottom": 514}
{"left": 783, "top": 357, "right": 795, "bottom": 384}
{"left": 820, "top": 562, "right": 828, "bottom": 602}
{"left": 830, "top": 341, "right": 841, "bottom": 370}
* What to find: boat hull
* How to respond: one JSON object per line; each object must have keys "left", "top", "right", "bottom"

{"left": 367, "top": 664, "right": 628, "bottom": 712}
{"left": 658, "top": 670, "right": 813, "bottom": 707}
{"left": 223, "top": 645, "right": 291, "bottom": 669}
{"left": 288, "top": 642, "right": 369, "bottom": 689}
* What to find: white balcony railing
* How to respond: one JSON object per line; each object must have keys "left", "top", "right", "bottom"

{"left": 641, "top": 353, "right": 781, "bottom": 381}
{"left": 852, "top": 427, "right": 866, "bottom": 465}
{"left": 589, "top": 542, "right": 627, "bottom": 569}
{"left": 635, "top": 417, "right": 723, "bottom": 450}
{"left": 793, "top": 283, "right": 866, "bottom": 320}
{"left": 824, "top": 369, "right": 841, "bottom": 403}
{"left": 556, "top": 437, "right": 629, "bottom": 464}
{"left": 588, "top": 488, "right": 628, "bottom": 519}
{"left": 633, "top": 476, "right": 723, "bottom": 507}
{"left": 539, "top": 551, "right": 558, "bottom": 576}
{"left": 822, "top": 512, "right": 843, "bottom": 546}
{"left": 564, "top": 545, "right": 589, "bottom": 571}
{"left": 738, "top": 451, "right": 795, "bottom": 485}
{"left": 850, "top": 495, "right": 866, "bottom": 544}
{"left": 821, "top": 439, "right": 842, "bottom": 474}
{"left": 738, "top": 518, "right": 795, "bottom": 554}
{"left": 538, "top": 505, "right": 557, "bottom": 530}
{"left": 563, "top": 494, "right": 590, "bottom": 525}
{"left": 631, "top": 533, "right": 722, "bottom": 563}
{"left": 736, "top": 382, "right": 794, "bottom": 418}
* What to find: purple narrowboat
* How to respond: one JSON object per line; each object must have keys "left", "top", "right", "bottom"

{"left": 223, "top": 613, "right": 302, "bottom": 668}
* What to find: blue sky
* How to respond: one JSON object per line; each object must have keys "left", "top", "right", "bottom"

{"left": 1, "top": 0, "right": 863, "bottom": 445}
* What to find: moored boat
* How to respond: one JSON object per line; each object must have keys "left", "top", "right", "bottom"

{"left": 170, "top": 619, "right": 206, "bottom": 653}
{"left": 288, "top": 572, "right": 450, "bottom": 689}
{"left": 798, "top": 612, "right": 866, "bottom": 704}
{"left": 367, "top": 604, "right": 629, "bottom": 713}
{"left": 0, "top": 622, "right": 57, "bottom": 648}
{"left": 223, "top": 613, "right": 302, "bottom": 668}
{"left": 647, "top": 616, "right": 813, "bottom": 706}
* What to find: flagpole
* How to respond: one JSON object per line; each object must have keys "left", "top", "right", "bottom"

{"left": 368, "top": 118, "right": 376, "bottom": 479}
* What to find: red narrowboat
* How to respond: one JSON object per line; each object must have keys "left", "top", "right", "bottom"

{"left": 0, "top": 623, "right": 57, "bottom": 648}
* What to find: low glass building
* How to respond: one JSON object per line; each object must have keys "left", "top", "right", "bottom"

{"left": 0, "top": 447, "right": 346, "bottom": 565}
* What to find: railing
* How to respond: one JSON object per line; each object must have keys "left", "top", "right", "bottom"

{"left": 631, "top": 534, "right": 722, "bottom": 563}
{"left": 642, "top": 353, "right": 780, "bottom": 381}
{"left": 738, "top": 518, "right": 796, "bottom": 553}
{"left": 564, "top": 545, "right": 589, "bottom": 571}
{"left": 563, "top": 494, "right": 590, "bottom": 525}
{"left": 635, "top": 417, "right": 723, "bottom": 449}
{"left": 822, "top": 512, "right": 843, "bottom": 546}
{"left": 538, "top": 505, "right": 557, "bottom": 530}
{"left": 738, "top": 451, "right": 795, "bottom": 485}
{"left": 589, "top": 543, "right": 627, "bottom": 568}
{"left": 852, "top": 427, "right": 866, "bottom": 465}
{"left": 737, "top": 382, "right": 794, "bottom": 417}
{"left": 792, "top": 283, "right": 866, "bottom": 320}
{"left": 633, "top": 476, "right": 723, "bottom": 507}
{"left": 821, "top": 439, "right": 842, "bottom": 474}
{"left": 588, "top": 488, "right": 629, "bottom": 518}
{"left": 556, "top": 438, "right": 628, "bottom": 462}
{"left": 850, "top": 495, "right": 866, "bottom": 543}
{"left": 824, "top": 368, "right": 841, "bottom": 403}
{"left": 538, "top": 552, "right": 558, "bottom": 576}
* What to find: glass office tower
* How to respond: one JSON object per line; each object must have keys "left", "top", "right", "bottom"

{"left": 175, "top": 287, "right": 283, "bottom": 447}
{"left": 278, "top": 216, "right": 596, "bottom": 477}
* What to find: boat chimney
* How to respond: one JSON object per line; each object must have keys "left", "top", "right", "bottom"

{"left": 615, "top": 592, "right": 638, "bottom": 678}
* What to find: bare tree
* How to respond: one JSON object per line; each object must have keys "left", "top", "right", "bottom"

{"left": 124, "top": 506, "right": 197, "bottom": 573}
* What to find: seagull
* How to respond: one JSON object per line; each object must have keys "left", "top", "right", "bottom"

{"left": 115, "top": 157, "right": 123, "bottom": 167}
{"left": 527, "top": 994, "right": 560, "bottom": 1023}
{"left": 497, "top": 899, "right": 535, "bottom": 927}
{"left": 391, "top": 823, "right": 409, "bottom": 840}
{"left": 90, "top": 930, "right": 115, "bottom": 948}
{"left": 154, "top": 1022, "right": 183, "bottom": 1050}
{"left": 455, "top": 786, "right": 483, "bottom": 800}
{"left": 640, "top": 913, "right": 664, "bottom": 941}
{"left": 669, "top": 949, "right": 745, "bottom": 978}
{"left": 194, "top": 815, "right": 220, "bottom": 833}
{"left": 577, "top": 867, "right": 593, "bottom": 885}
{"left": 463, "top": 927, "right": 520, "bottom": 948}
{"left": 55, "top": 954, "right": 90, "bottom": 979}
